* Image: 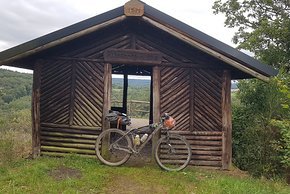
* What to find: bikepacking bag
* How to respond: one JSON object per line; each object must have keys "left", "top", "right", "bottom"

{"left": 106, "top": 110, "right": 131, "bottom": 126}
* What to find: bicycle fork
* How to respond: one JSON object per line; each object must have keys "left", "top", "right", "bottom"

{"left": 165, "top": 132, "right": 176, "bottom": 154}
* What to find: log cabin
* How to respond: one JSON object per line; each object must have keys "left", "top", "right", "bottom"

{"left": 0, "top": 0, "right": 278, "bottom": 169}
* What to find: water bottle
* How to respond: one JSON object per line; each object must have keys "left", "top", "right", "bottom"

{"left": 140, "top": 133, "right": 148, "bottom": 143}
{"left": 134, "top": 135, "right": 140, "bottom": 146}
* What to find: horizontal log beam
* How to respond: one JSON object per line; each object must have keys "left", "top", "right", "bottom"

{"left": 162, "top": 130, "right": 222, "bottom": 136}
{"left": 41, "top": 127, "right": 100, "bottom": 135}
{"left": 41, "top": 141, "right": 96, "bottom": 150}
{"left": 41, "top": 136, "right": 96, "bottom": 144}
{"left": 41, "top": 146, "right": 95, "bottom": 155}
{"left": 41, "top": 151, "right": 96, "bottom": 158}
{"left": 189, "top": 160, "right": 222, "bottom": 167}
{"left": 41, "top": 122, "right": 101, "bottom": 131}
{"left": 41, "top": 131, "right": 97, "bottom": 140}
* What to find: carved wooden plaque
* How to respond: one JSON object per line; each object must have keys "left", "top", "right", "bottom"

{"left": 104, "top": 49, "right": 162, "bottom": 64}
{"left": 124, "top": 0, "right": 144, "bottom": 16}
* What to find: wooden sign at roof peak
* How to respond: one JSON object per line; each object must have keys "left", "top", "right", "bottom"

{"left": 124, "top": 0, "right": 144, "bottom": 16}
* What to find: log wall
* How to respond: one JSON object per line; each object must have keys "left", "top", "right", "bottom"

{"left": 34, "top": 25, "right": 231, "bottom": 168}
{"left": 160, "top": 66, "right": 224, "bottom": 168}
{"left": 39, "top": 59, "right": 104, "bottom": 156}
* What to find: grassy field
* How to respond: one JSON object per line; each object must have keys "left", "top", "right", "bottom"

{"left": 0, "top": 155, "right": 289, "bottom": 194}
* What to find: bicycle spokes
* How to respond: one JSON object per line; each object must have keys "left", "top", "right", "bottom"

{"left": 96, "top": 129, "right": 132, "bottom": 166}
{"left": 155, "top": 135, "right": 192, "bottom": 171}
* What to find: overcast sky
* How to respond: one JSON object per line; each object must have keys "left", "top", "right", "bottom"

{"left": 0, "top": 0, "right": 237, "bottom": 73}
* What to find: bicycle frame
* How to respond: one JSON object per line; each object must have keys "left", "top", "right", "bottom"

{"left": 110, "top": 122, "right": 165, "bottom": 155}
{"left": 96, "top": 112, "right": 191, "bottom": 171}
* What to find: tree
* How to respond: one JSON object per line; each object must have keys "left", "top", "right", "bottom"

{"left": 213, "top": 0, "right": 290, "bottom": 178}
{"left": 213, "top": 0, "right": 290, "bottom": 72}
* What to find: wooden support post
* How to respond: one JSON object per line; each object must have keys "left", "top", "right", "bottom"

{"left": 123, "top": 73, "right": 128, "bottom": 114}
{"left": 152, "top": 66, "right": 160, "bottom": 158}
{"left": 101, "top": 63, "right": 112, "bottom": 156}
{"left": 32, "top": 62, "right": 41, "bottom": 158}
{"left": 221, "top": 70, "right": 232, "bottom": 170}
{"left": 102, "top": 63, "right": 112, "bottom": 129}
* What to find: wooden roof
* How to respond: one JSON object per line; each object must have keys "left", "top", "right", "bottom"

{"left": 0, "top": 0, "right": 278, "bottom": 81}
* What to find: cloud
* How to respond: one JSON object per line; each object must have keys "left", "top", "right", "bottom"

{"left": 0, "top": 0, "right": 89, "bottom": 49}
{"left": 0, "top": 0, "right": 236, "bottom": 52}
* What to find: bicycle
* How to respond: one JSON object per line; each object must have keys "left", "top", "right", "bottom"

{"left": 95, "top": 110, "right": 192, "bottom": 171}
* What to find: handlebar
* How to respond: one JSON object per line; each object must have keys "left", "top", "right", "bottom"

{"left": 106, "top": 110, "right": 175, "bottom": 129}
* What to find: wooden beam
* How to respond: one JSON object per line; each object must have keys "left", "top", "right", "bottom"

{"left": 123, "top": 73, "right": 128, "bottom": 114}
{"left": 102, "top": 63, "right": 112, "bottom": 129}
{"left": 221, "top": 70, "right": 232, "bottom": 170}
{"left": 101, "top": 63, "right": 112, "bottom": 157}
{"left": 104, "top": 48, "right": 162, "bottom": 65}
{"left": 32, "top": 61, "right": 42, "bottom": 158}
{"left": 49, "top": 56, "right": 231, "bottom": 70}
{"left": 152, "top": 66, "right": 161, "bottom": 158}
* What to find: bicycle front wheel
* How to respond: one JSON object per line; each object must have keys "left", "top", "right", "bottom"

{"left": 95, "top": 128, "right": 132, "bottom": 166}
{"left": 154, "top": 134, "right": 192, "bottom": 171}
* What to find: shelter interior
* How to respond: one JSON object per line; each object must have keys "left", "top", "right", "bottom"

{"left": 111, "top": 64, "right": 153, "bottom": 125}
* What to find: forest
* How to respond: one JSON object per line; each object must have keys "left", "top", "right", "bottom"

{"left": 0, "top": 69, "right": 32, "bottom": 132}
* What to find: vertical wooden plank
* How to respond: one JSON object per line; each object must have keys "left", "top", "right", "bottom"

{"left": 32, "top": 62, "right": 42, "bottom": 158}
{"left": 101, "top": 63, "right": 112, "bottom": 157}
{"left": 221, "top": 70, "right": 232, "bottom": 170}
{"left": 69, "top": 61, "right": 76, "bottom": 126}
{"left": 152, "top": 66, "right": 160, "bottom": 157}
{"left": 130, "top": 33, "right": 136, "bottom": 49}
{"left": 102, "top": 63, "right": 112, "bottom": 130}
{"left": 123, "top": 73, "right": 128, "bottom": 114}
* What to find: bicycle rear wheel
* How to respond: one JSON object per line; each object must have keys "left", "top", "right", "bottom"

{"left": 154, "top": 134, "right": 192, "bottom": 171}
{"left": 95, "top": 128, "right": 132, "bottom": 166}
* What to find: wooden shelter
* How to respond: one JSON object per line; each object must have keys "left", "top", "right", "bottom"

{"left": 0, "top": 0, "right": 277, "bottom": 169}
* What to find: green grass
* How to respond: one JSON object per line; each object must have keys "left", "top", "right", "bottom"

{"left": 0, "top": 156, "right": 289, "bottom": 194}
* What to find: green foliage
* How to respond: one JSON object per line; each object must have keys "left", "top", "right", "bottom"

{"left": 0, "top": 109, "right": 32, "bottom": 132}
{"left": 232, "top": 74, "right": 290, "bottom": 178}
{"left": 0, "top": 129, "right": 31, "bottom": 165}
{"left": 0, "top": 69, "right": 32, "bottom": 105}
{"left": 112, "top": 84, "right": 151, "bottom": 118}
{"left": 0, "top": 69, "right": 33, "bottom": 132}
{"left": 271, "top": 120, "right": 290, "bottom": 167}
{"left": 213, "top": 0, "right": 290, "bottom": 179}
{"left": 213, "top": 0, "right": 290, "bottom": 71}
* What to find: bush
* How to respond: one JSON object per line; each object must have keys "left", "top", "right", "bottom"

{"left": 0, "top": 109, "right": 32, "bottom": 132}
{"left": 0, "top": 130, "right": 31, "bottom": 166}
{"left": 232, "top": 107, "right": 282, "bottom": 178}
{"left": 232, "top": 73, "right": 290, "bottom": 178}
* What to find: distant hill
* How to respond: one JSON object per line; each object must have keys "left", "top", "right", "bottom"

{"left": 0, "top": 69, "right": 32, "bottom": 104}
{"left": 113, "top": 78, "right": 151, "bottom": 87}
{"left": 113, "top": 77, "right": 239, "bottom": 90}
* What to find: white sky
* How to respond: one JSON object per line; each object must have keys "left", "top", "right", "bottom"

{"left": 0, "top": 0, "right": 237, "bottom": 74}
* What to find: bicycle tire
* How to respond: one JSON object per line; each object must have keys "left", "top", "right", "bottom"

{"left": 154, "top": 134, "right": 192, "bottom": 171}
{"left": 95, "top": 128, "right": 132, "bottom": 166}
